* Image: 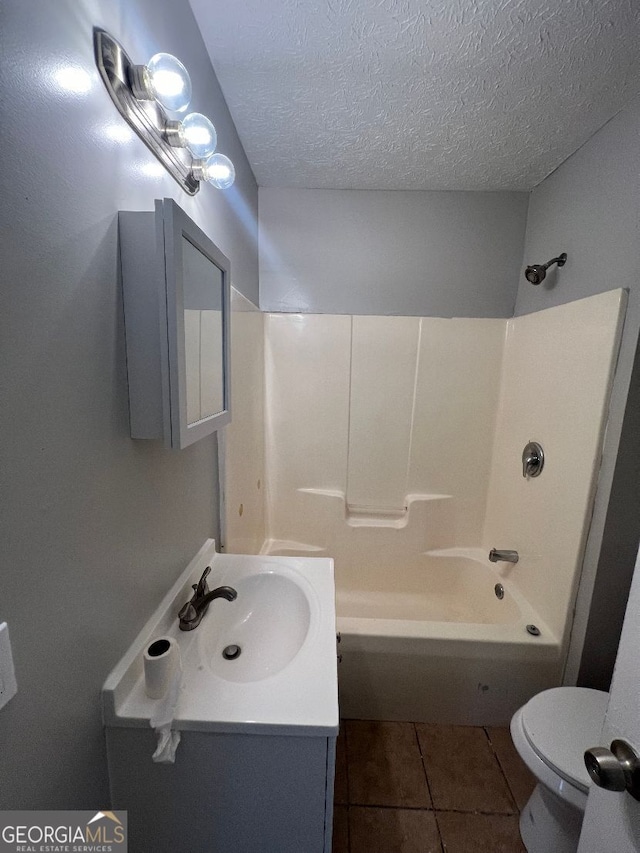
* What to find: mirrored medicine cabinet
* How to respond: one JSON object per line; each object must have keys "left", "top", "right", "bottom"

{"left": 119, "top": 198, "right": 231, "bottom": 449}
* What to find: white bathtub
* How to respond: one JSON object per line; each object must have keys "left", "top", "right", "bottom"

{"left": 262, "top": 543, "right": 562, "bottom": 725}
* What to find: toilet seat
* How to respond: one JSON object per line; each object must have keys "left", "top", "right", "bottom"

{"left": 511, "top": 687, "right": 609, "bottom": 853}
{"left": 520, "top": 687, "right": 608, "bottom": 794}
{"left": 511, "top": 709, "right": 586, "bottom": 811}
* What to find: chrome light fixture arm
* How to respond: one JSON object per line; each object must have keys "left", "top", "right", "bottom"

{"left": 94, "top": 29, "right": 203, "bottom": 195}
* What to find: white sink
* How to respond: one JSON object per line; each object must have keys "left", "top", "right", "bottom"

{"left": 199, "top": 568, "right": 314, "bottom": 683}
{"left": 102, "top": 540, "right": 338, "bottom": 736}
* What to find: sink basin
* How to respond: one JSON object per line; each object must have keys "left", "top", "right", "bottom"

{"left": 102, "top": 540, "right": 338, "bottom": 736}
{"left": 199, "top": 569, "right": 313, "bottom": 682}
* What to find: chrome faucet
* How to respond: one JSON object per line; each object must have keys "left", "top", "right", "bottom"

{"left": 489, "top": 549, "right": 519, "bottom": 564}
{"left": 178, "top": 566, "right": 237, "bottom": 631}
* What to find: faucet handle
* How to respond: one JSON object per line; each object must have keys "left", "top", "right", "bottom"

{"left": 195, "top": 566, "right": 211, "bottom": 597}
{"left": 522, "top": 441, "right": 544, "bottom": 478}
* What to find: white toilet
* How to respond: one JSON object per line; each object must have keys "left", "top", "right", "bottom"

{"left": 510, "top": 686, "right": 609, "bottom": 853}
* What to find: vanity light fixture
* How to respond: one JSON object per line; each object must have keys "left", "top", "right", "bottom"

{"left": 94, "top": 29, "right": 235, "bottom": 195}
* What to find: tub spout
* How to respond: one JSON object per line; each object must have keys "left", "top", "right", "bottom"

{"left": 489, "top": 549, "right": 519, "bottom": 564}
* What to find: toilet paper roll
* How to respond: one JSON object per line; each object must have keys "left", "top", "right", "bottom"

{"left": 144, "top": 636, "right": 180, "bottom": 699}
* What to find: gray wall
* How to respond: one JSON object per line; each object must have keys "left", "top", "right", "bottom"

{"left": 0, "top": 0, "right": 257, "bottom": 808}
{"left": 259, "top": 188, "right": 528, "bottom": 317}
{"left": 513, "top": 96, "right": 640, "bottom": 689}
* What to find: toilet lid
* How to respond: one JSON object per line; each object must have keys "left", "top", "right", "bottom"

{"left": 522, "top": 687, "right": 609, "bottom": 793}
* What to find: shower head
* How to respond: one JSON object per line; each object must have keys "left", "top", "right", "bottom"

{"left": 525, "top": 252, "right": 567, "bottom": 285}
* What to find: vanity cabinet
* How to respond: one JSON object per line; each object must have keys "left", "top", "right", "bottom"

{"left": 106, "top": 728, "right": 336, "bottom": 852}
{"left": 102, "top": 543, "right": 339, "bottom": 853}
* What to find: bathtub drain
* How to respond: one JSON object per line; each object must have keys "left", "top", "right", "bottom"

{"left": 494, "top": 583, "right": 504, "bottom": 600}
{"left": 526, "top": 624, "right": 541, "bottom": 637}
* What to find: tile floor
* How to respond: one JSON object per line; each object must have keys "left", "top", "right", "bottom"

{"left": 333, "top": 720, "right": 536, "bottom": 853}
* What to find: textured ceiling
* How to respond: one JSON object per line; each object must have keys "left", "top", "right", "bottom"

{"left": 189, "top": 0, "right": 640, "bottom": 190}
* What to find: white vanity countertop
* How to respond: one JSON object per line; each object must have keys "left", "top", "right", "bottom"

{"left": 102, "top": 540, "right": 339, "bottom": 737}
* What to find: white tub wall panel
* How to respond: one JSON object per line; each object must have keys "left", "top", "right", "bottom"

{"left": 266, "top": 489, "right": 348, "bottom": 563}
{"left": 265, "top": 313, "right": 352, "bottom": 541}
{"left": 484, "top": 290, "right": 626, "bottom": 643}
{"left": 200, "top": 310, "right": 224, "bottom": 419}
{"left": 184, "top": 309, "right": 202, "bottom": 425}
{"left": 290, "top": 490, "right": 349, "bottom": 554}
{"left": 418, "top": 494, "right": 457, "bottom": 552}
{"left": 334, "top": 514, "right": 431, "bottom": 592}
{"left": 276, "top": 490, "right": 453, "bottom": 593}
{"left": 263, "top": 311, "right": 503, "bottom": 562}
{"left": 224, "top": 289, "right": 266, "bottom": 554}
{"left": 408, "top": 317, "right": 505, "bottom": 543}
{"left": 346, "top": 315, "right": 421, "bottom": 512}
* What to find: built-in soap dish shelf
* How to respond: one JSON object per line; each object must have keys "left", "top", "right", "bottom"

{"left": 346, "top": 505, "right": 407, "bottom": 528}
{"left": 345, "top": 493, "right": 451, "bottom": 529}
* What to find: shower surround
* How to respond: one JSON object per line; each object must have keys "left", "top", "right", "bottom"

{"left": 225, "top": 289, "right": 626, "bottom": 724}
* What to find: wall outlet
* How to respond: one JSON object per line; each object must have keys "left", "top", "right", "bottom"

{"left": 0, "top": 622, "right": 17, "bottom": 710}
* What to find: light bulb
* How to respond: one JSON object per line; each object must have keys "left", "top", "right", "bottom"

{"left": 132, "top": 52, "right": 192, "bottom": 113}
{"left": 179, "top": 113, "right": 217, "bottom": 159}
{"left": 199, "top": 153, "right": 235, "bottom": 189}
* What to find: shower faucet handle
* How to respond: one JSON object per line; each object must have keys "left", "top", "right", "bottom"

{"left": 522, "top": 441, "right": 544, "bottom": 478}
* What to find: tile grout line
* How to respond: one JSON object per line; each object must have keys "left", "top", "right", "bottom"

{"left": 345, "top": 802, "right": 522, "bottom": 817}
{"left": 483, "top": 726, "right": 519, "bottom": 814}
{"left": 413, "top": 723, "right": 446, "bottom": 853}
{"left": 412, "top": 724, "right": 436, "bottom": 807}
{"left": 432, "top": 810, "right": 446, "bottom": 853}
